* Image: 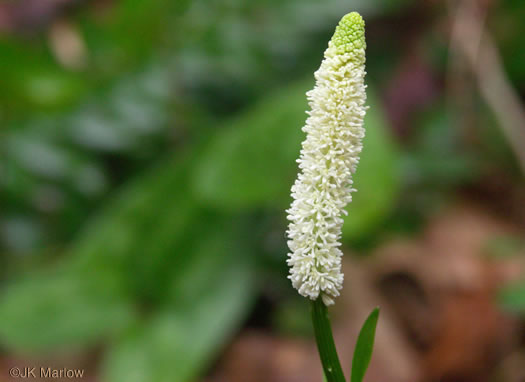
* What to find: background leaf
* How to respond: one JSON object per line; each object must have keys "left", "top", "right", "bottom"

{"left": 342, "top": 93, "right": 400, "bottom": 241}
{"left": 193, "top": 81, "right": 400, "bottom": 242}
{"left": 192, "top": 80, "right": 310, "bottom": 209}
{"left": 0, "top": 150, "right": 257, "bottom": 363}
{"left": 102, "top": 222, "right": 255, "bottom": 382}
{"left": 0, "top": 269, "right": 135, "bottom": 352}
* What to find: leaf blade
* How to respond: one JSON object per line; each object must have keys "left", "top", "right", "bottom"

{"left": 102, "top": 222, "right": 256, "bottom": 382}
{"left": 351, "top": 307, "right": 380, "bottom": 382}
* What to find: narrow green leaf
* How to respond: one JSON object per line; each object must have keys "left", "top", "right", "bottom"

{"left": 351, "top": 307, "right": 380, "bottom": 382}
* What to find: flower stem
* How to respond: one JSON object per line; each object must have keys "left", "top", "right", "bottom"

{"left": 311, "top": 299, "right": 346, "bottom": 382}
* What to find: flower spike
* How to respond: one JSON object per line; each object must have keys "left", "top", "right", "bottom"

{"left": 286, "top": 12, "right": 367, "bottom": 306}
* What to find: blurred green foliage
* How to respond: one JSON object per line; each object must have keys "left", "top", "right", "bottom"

{"left": 1, "top": 0, "right": 525, "bottom": 380}
{"left": 499, "top": 281, "right": 525, "bottom": 314}
{"left": 0, "top": 0, "right": 408, "bottom": 376}
{"left": 194, "top": 82, "right": 400, "bottom": 243}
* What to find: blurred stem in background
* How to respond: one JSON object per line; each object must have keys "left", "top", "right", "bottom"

{"left": 447, "top": 0, "right": 525, "bottom": 174}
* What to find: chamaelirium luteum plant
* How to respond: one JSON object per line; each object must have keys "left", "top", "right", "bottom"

{"left": 286, "top": 12, "right": 378, "bottom": 382}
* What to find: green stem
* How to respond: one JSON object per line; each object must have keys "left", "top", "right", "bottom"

{"left": 311, "top": 298, "right": 346, "bottom": 382}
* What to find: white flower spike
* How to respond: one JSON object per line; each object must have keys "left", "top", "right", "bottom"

{"left": 286, "top": 12, "right": 367, "bottom": 306}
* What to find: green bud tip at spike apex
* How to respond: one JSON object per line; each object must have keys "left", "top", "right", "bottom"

{"left": 330, "top": 12, "right": 366, "bottom": 55}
